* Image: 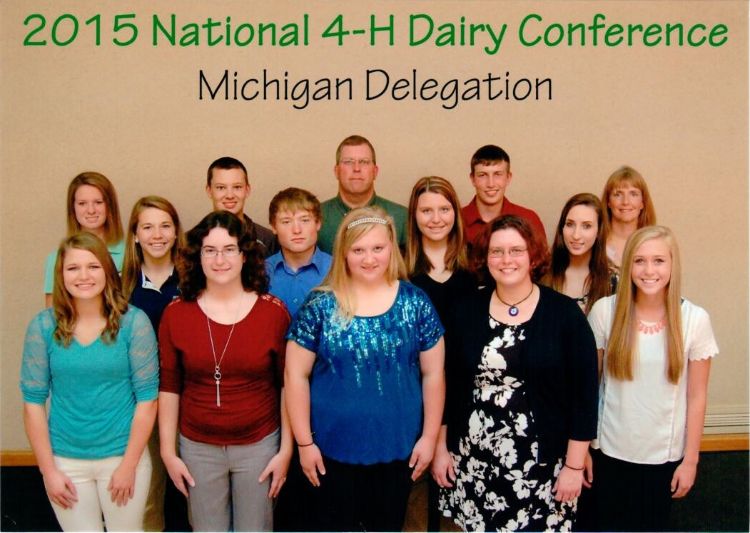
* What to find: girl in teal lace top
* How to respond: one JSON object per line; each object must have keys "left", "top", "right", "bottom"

{"left": 21, "top": 232, "right": 158, "bottom": 531}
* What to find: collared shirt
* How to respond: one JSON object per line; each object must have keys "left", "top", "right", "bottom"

{"left": 129, "top": 268, "right": 180, "bottom": 333}
{"left": 318, "top": 194, "right": 408, "bottom": 254}
{"left": 265, "top": 247, "right": 332, "bottom": 317}
{"left": 461, "top": 196, "right": 547, "bottom": 250}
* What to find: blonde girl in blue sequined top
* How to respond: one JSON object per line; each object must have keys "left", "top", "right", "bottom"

{"left": 285, "top": 206, "right": 445, "bottom": 532}
{"left": 21, "top": 232, "right": 158, "bottom": 531}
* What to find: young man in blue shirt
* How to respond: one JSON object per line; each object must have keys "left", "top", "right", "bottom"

{"left": 265, "top": 187, "right": 332, "bottom": 317}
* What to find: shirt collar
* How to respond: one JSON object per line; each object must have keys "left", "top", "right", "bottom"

{"left": 463, "top": 196, "right": 483, "bottom": 225}
{"left": 334, "top": 193, "right": 379, "bottom": 214}
{"left": 270, "top": 247, "right": 326, "bottom": 274}
{"left": 140, "top": 268, "right": 176, "bottom": 292}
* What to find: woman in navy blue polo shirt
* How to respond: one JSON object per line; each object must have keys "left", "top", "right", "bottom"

{"left": 121, "top": 195, "right": 185, "bottom": 532}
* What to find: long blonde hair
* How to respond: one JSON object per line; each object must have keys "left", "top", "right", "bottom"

{"left": 606, "top": 226, "right": 683, "bottom": 384}
{"left": 405, "top": 176, "right": 467, "bottom": 276}
{"left": 52, "top": 232, "right": 129, "bottom": 347}
{"left": 121, "top": 196, "right": 184, "bottom": 299}
{"left": 321, "top": 206, "right": 407, "bottom": 324}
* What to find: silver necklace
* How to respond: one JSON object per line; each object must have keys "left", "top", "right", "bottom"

{"left": 495, "top": 284, "right": 535, "bottom": 317}
{"left": 205, "top": 293, "right": 244, "bottom": 407}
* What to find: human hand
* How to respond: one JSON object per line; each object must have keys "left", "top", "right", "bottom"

{"left": 430, "top": 444, "right": 456, "bottom": 488}
{"left": 259, "top": 450, "right": 291, "bottom": 498}
{"left": 107, "top": 462, "right": 136, "bottom": 506}
{"left": 671, "top": 460, "right": 697, "bottom": 498}
{"left": 43, "top": 467, "right": 78, "bottom": 509}
{"left": 299, "top": 444, "right": 326, "bottom": 487}
{"left": 162, "top": 454, "right": 195, "bottom": 498}
{"left": 553, "top": 465, "right": 584, "bottom": 502}
{"left": 409, "top": 435, "right": 436, "bottom": 481}
{"left": 583, "top": 451, "right": 594, "bottom": 489}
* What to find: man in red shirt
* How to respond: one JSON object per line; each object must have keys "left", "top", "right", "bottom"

{"left": 461, "top": 145, "right": 547, "bottom": 252}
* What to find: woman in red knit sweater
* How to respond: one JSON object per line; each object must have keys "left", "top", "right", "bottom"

{"left": 158, "top": 211, "right": 291, "bottom": 532}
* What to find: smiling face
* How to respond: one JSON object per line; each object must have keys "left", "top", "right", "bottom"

{"left": 487, "top": 228, "right": 531, "bottom": 289}
{"left": 272, "top": 209, "right": 321, "bottom": 256}
{"left": 200, "top": 227, "right": 244, "bottom": 288}
{"left": 562, "top": 204, "right": 598, "bottom": 258}
{"left": 73, "top": 185, "right": 107, "bottom": 234}
{"left": 470, "top": 161, "right": 512, "bottom": 209}
{"left": 631, "top": 237, "right": 672, "bottom": 298}
{"left": 608, "top": 182, "right": 644, "bottom": 225}
{"left": 62, "top": 248, "right": 106, "bottom": 301}
{"left": 206, "top": 168, "right": 250, "bottom": 215}
{"left": 335, "top": 144, "right": 378, "bottom": 200}
{"left": 345, "top": 225, "right": 392, "bottom": 285}
{"left": 415, "top": 191, "right": 455, "bottom": 244}
{"left": 135, "top": 207, "right": 177, "bottom": 261}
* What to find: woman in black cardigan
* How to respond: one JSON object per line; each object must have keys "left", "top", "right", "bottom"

{"left": 433, "top": 215, "right": 599, "bottom": 532}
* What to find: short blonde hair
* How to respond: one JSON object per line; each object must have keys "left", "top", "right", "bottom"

{"left": 321, "top": 206, "right": 406, "bottom": 323}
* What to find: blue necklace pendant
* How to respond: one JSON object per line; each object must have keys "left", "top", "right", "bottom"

{"left": 509, "top": 306, "right": 519, "bottom": 317}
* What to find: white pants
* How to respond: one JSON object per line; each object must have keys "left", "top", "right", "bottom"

{"left": 50, "top": 452, "right": 151, "bottom": 532}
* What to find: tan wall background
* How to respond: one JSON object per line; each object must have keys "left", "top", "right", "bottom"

{"left": 2, "top": 1, "right": 747, "bottom": 451}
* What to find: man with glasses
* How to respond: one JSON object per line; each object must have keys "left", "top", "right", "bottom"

{"left": 205, "top": 156, "right": 278, "bottom": 257}
{"left": 462, "top": 144, "right": 547, "bottom": 253}
{"left": 318, "top": 135, "right": 407, "bottom": 253}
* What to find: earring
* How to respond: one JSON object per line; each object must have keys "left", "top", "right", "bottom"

{"left": 135, "top": 238, "right": 139, "bottom": 243}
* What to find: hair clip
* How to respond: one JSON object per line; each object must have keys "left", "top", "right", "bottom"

{"left": 346, "top": 216, "right": 388, "bottom": 230}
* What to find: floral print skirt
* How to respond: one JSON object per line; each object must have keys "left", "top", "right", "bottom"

{"left": 439, "top": 318, "right": 575, "bottom": 532}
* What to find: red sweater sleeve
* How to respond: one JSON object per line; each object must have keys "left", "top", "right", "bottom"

{"left": 158, "top": 300, "right": 183, "bottom": 394}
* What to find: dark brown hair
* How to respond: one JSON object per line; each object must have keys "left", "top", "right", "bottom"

{"left": 178, "top": 211, "right": 267, "bottom": 300}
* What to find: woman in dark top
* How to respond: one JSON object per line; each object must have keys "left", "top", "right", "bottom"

{"left": 434, "top": 215, "right": 599, "bottom": 532}
{"left": 406, "top": 176, "right": 475, "bottom": 530}
{"left": 121, "top": 196, "right": 187, "bottom": 532}
{"left": 544, "top": 193, "right": 615, "bottom": 315}
{"left": 406, "top": 176, "right": 476, "bottom": 314}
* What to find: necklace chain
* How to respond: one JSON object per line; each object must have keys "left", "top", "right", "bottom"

{"left": 205, "top": 293, "right": 244, "bottom": 407}
{"left": 495, "top": 284, "right": 535, "bottom": 317}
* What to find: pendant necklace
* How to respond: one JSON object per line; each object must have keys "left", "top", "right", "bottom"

{"left": 205, "top": 293, "right": 244, "bottom": 407}
{"left": 495, "top": 284, "right": 535, "bottom": 317}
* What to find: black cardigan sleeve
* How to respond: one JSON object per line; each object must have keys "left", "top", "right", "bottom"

{"left": 521, "top": 286, "right": 599, "bottom": 461}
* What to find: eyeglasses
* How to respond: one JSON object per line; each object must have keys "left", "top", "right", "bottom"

{"left": 339, "top": 158, "right": 373, "bottom": 167}
{"left": 488, "top": 247, "right": 527, "bottom": 258}
{"left": 201, "top": 245, "right": 241, "bottom": 258}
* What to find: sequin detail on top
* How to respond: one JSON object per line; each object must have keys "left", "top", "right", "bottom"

{"left": 287, "top": 281, "right": 444, "bottom": 465}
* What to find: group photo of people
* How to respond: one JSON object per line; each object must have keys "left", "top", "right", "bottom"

{"left": 19, "top": 133, "right": 720, "bottom": 532}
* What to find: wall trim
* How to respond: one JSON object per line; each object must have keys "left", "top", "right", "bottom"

{"left": 2, "top": 433, "right": 748, "bottom": 466}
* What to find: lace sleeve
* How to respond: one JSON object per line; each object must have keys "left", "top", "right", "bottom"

{"left": 126, "top": 308, "right": 159, "bottom": 402}
{"left": 20, "top": 310, "right": 54, "bottom": 404}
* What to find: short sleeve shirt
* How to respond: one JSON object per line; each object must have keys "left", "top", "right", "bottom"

{"left": 287, "top": 281, "right": 444, "bottom": 464}
{"left": 588, "top": 296, "right": 718, "bottom": 463}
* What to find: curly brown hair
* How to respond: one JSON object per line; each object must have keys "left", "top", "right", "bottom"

{"left": 471, "top": 215, "right": 550, "bottom": 285}
{"left": 178, "top": 211, "right": 268, "bottom": 301}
